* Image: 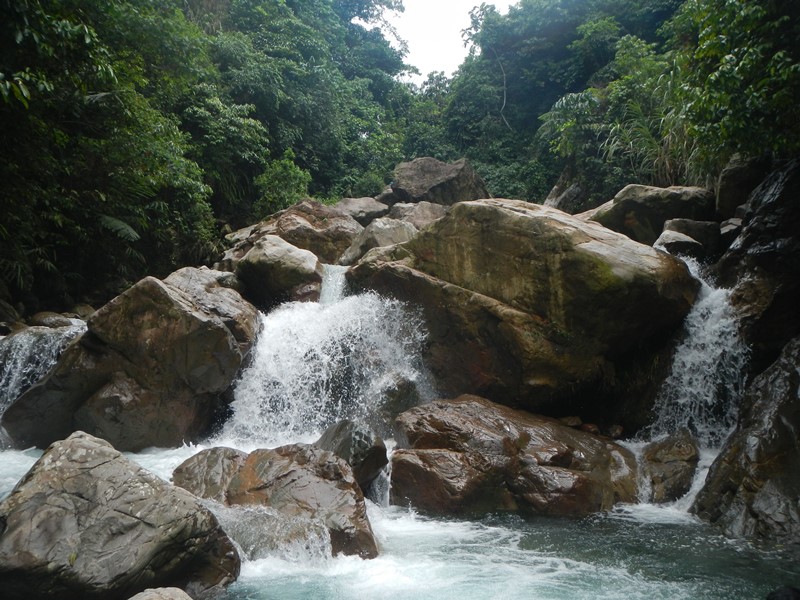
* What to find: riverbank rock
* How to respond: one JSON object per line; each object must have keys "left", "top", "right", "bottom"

{"left": 0, "top": 432, "right": 239, "bottom": 599}
{"left": 127, "top": 589, "right": 193, "bottom": 600}
{"left": 348, "top": 199, "right": 698, "bottom": 429}
{"left": 338, "top": 218, "right": 418, "bottom": 266}
{"left": 235, "top": 235, "right": 324, "bottom": 308}
{"left": 654, "top": 230, "right": 706, "bottom": 259}
{"left": 715, "top": 154, "right": 771, "bottom": 220}
{"left": 216, "top": 200, "right": 362, "bottom": 268}
{"left": 1, "top": 268, "right": 258, "bottom": 451}
{"left": 390, "top": 395, "right": 637, "bottom": 517}
{"left": 581, "top": 184, "right": 715, "bottom": 245}
{"left": 641, "top": 430, "right": 699, "bottom": 503}
{"left": 387, "top": 201, "right": 447, "bottom": 229}
{"left": 334, "top": 197, "right": 390, "bottom": 226}
{"left": 714, "top": 159, "right": 800, "bottom": 376}
{"left": 174, "top": 444, "right": 379, "bottom": 559}
{"left": 314, "top": 420, "right": 388, "bottom": 491}
{"left": 381, "top": 157, "right": 489, "bottom": 206}
{"left": 692, "top": 337, "right": 800, "bottom": 546}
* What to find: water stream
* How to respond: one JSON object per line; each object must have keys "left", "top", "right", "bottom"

{"left": 0, "top": 265, "right": 798, "bottom": 598}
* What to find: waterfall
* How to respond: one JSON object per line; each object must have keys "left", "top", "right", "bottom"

{"left": 215, "top": 265, "right": 435, "bottom": 449}
{"left": 644, "top": 259, "right": 748, "bottom": 448}
{"left": 0, "top": 321, "right": 86, "bottom": 416}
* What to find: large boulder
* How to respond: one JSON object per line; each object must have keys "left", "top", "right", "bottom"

{"left": 314, "top": 420, "right": 388, "bottom": 491}
{"left": 581, "top": 184, "right": 715, "bottom": 245}
{"left": 387, "top": 201, "right": 447, "bottom": 230}
{"left": 1, "top": 269, "right": 258, "bottom": 451}
{"left": 338, "top": 218, "right": 418, "bottom": 266}
{"left": 0, "top": 432, "right": 239, "bottom": 599}
{"left": 334, "top": 197, "right": 390, "bottom": 226}
{"left": 174, "top": 444, "right": 379, "bottom": 559}
{"left": 348, "top": 199, "right": 698, "bottom": 429}
{"left": 692, "top": 337, "right": 800, "bottom": 545}
{"left": 715, "top": 159, "right": 800, "bottom": 375}
{"left": 641, "top": 430, "right": 699, "bottom": 503}
{"left": 390, "top": 395, "right": 637, "bottom": 516}
{"left": 235, "top": 235, "right": 324, "bottom": 308}
{"left": 382, "top": 158, "right": 489, "bottom": 206}
{"left": 715, "top": 154, "right": 771, "bottom": 220}
{"left": 216, "top": 200, "right": 363, "bottom": 268}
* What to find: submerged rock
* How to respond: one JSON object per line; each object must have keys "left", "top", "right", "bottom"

{"left": 174, "top": 444, "right": 379, "bottom": 559}
{"left": 390, "top": 395, "right": 637, "bottom": 517}
{"left": 348, "top": 199, "right": 698, "bottom": 429}
{"left": 693, "top": 337, "right": 800, "bottom": 546}
{"left": 641, "top": 430, "right": 700, "bottom": 503}
{"left": 0, "top": 432, "right": 239, "bottom": 599}
{"left": 1, "top": 268, "right": 258, "bottom": 451}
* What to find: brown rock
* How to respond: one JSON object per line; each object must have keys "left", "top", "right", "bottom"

{"left": 716, "top": 154, "right": 771, "bottom": 220}
{"left": 348, "top": 199, "right": 698, "bottom": 428}
{"left": 390, "top": 395, "right": 637, "bottom": 516}
{"left": 172, "top": 446, "right": 248, "bottom": 504}
{"left": 334, "top": 197, "right": 390, "bottom": 226}
{"left": 642, "top": 430, "right": 700, "bottom": 503}
{"left": 581, "top": 184, "right": 715, "bottom": 245}
{"left": 0, "top": 432, "right": 239, "bottom": 599}
{"left": 314, "top": 420, "right": 388, "bottom": 491}
{"left": 384, "top": 157, "right": 489, "bottom": 206}
{"left": 338, "top": 218, "right": 418, "bottom": 266}
{"left": 387, "top": 201, "right": 447, "bottom": 229}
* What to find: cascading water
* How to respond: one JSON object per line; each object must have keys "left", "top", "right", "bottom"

{"left": 644, "top": 259, "right": 749, "bottom": 448}
{"left": 215, "top": 265, "right": 435, "bottom": 449}
{"left": 0, "top": 320, "right": 86, "bottom": 415}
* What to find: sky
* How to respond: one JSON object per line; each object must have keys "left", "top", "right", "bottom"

{"left": 388, "top": 0, "right": 516, "bottom": 84}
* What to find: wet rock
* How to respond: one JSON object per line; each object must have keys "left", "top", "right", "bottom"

{"left": 348, "top": 199, "right": 698, "bottom": 429}
{"left": 28, "top": 311, "right": 74, "bottom": 328}
{"left": 127, "top": 589, "right": 193, "bottom": 600}
{"left": 314, "top": 420, "right": 388, "bottom": 490}
{"left": 382, "top": 157, "right": 489, "bottom": 206}
{"left": 390, "top": 395, "right": 637, "bottom": 517}
{"left": 642, "top": 430, "right": 699, "bottom": 503}
{"left": 338, "top": 218, "right": 418, "bottom": 266}
{"left": 655, "top": 230, "right": 706, "bottom": 259}
{"left": 663, "top": 219, "right": 721, "bottom": 256}
{"left": 235, "top": 234, "right": 324, "bottom": 308}
{"left": 174, "top": 444, "right": 379, "bottom": 559}
{"left": 2, "top": 272, "right": 256, "bottom": 451}
{"left": 693, "top": 337, "right": 800, "bottom": 546}
{"left": 0, "top": 432, "right": 239, "bottom": 599}
{"left": 719, "top": 217, "right": 743, "bottom": 250}
{"left": 334, "top": 197, "right": 390, "bottom": 226}
{"left": 715, "top": 159, "right": 800, "bottom": 375}
{"left": 715, "top": 154, "right": 771, "bottom": 220}
{"left": 581, "top": 184, "right": 715, "bottom": 245}
{"left": 387, "top": 201, "right": 447, "bottom": 230}
{"left": 217, "top": 200, "right": 363, "bottom": 269}
{"left": 172, "top": 446, "right": 248, "bottom": 504}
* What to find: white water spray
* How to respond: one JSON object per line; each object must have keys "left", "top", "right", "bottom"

{"left": 215, "top": 266, "right": 435, "bottom": 449}
{"left": 0, "top": 320, "right": 86, "bottom": 414}
{"left": 645, "top": 259, "right": 748, "bottom": 448}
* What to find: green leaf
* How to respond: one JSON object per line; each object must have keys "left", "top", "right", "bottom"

{"left": 99, "top": 215, "right": 140, "bottom": 242}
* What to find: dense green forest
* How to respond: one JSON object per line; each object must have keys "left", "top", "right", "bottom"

{"left": 1, "top": 0, "right": 798, "bottom": 312}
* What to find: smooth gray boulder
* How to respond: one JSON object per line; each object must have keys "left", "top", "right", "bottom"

{"left": 0, "top": 432, "right": 240, "bottom": 599}
{"left": 334, "top": 197, "right": 390, "bottom": 226}
{"left": 338, "top": 218, "right": 418, "bottom": 266}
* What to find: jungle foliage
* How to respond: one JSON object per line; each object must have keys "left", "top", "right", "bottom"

{"left": 1, "top": 0, "right": 797, "bottom": 311}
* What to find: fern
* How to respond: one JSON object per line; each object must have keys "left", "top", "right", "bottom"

{"left": 99, "top": 215, "right": 140, "bottom": 242}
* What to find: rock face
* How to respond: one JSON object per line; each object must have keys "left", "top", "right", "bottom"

{"left": 1, "top": 268, "right": 258, "bottom": 451}
{"left": 382, "top": 157, "right": 489, "bottom": 206}
{"left": 235, "top": 234, "right": 324, "bottom": 308}
{"left": 715, "top": 159, "right": 800, "bottom": 375}
{"left": 390, "top": 395, "right": 637, "bottom": 516}
{"left": 693, "top": 337, "right": 800, "bottom": 546}
{"left": 0, "top": 432, "right": 240, "bottom": 599}
{"left": 314, "top": 420, "right": 388, "bottom": 491}
{"left": 715, "top": 154, "right": 771, "bottom": 220}
{"left": 348, "top": 199, "right": 698, "bottom": 428}
{"left": 334, "top": 197, "right": 390, "bottom": 226}
{"left": 338, "top": 218, "right": 418, "bottom": 266}
{"left": 581, "top": 184, "right": 715, "bottom": 245}
{"left": 387, "top": 201, "right": 447, "bottom": 230}
{"left": 641, "top": 430, "right": 699, "bottom": 503}
{"left": 216, "top": 200, "right": 363, "bottom": 268}
{"left": 174, "top": 444, "right": 379, "bottom": 559}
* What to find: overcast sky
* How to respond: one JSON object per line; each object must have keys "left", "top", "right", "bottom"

{"left": 389, "top": 0, "right": 516, "bottom": 84}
